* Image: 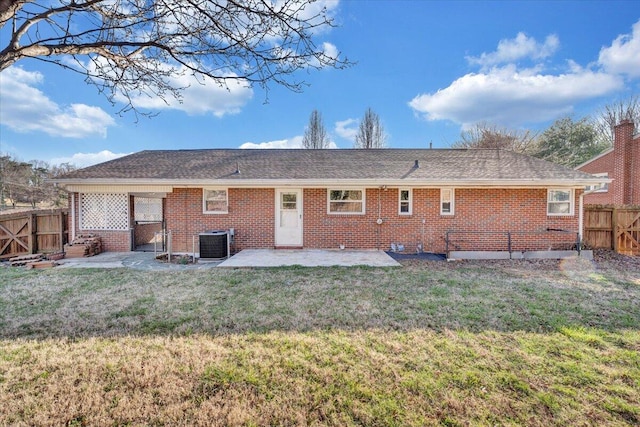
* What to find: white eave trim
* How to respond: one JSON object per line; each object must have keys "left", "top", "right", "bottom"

{"left": 54, "top": 177, "right": 610, "bottom": 190}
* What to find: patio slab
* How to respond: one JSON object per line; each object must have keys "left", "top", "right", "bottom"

{"left": 56, "top": 252, "right": 221, "bottom": 270}
{"left": 217, "top": 249, "right": 401, "bottom": 267}
{"left": 54, "top": 249, "right": 400, "bottom": 269}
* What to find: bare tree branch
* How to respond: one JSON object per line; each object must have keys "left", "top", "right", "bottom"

{"left": 355, "top": 108, "right": 387, "bottom": 149}
{"left": 0, "top": 0, "right": 350, "bottom": 115}
{"left": 302, "top": 109, "right": 329, "bottom": 149}
{"left": 593, "top": 95, "right": 640, "bottom": 145}
{"left": 451, "top": 122, "right": 538, "bottom": 154}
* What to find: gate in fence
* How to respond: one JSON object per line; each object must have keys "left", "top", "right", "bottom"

{"left": 0, "top": 209, "right": 69, "bottom": 258}
{"left": 584, "top": 205, "right": 640, "bottom": 256}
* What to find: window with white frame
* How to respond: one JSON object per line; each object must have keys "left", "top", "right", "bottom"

{"left": 440, "top": 188, "right": 454, "bottom": 215}
{"left": 203, "top": 188, "right": 228, "bottom": 214}
{"left": 134, "top": 197, "right": 163, "bottom": 222}
{"left": 80, "top": 193, "right": 129, "bottom": 230}
{"left": 328, "top": 189, "right": 365, "bottom": 214}
{"left": 399, "top": 189, "right": 412, "bottom": 215}
{"left": 547, "top": 189, "right": 574, "bottom": 215}
{"left": 585, "top": 173, "right": 609, "bottom": 193}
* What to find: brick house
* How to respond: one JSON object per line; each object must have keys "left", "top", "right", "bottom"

{"left": 53, "top": 149, "right": 605, "bottom": 254}
{"left": 577, "top": 119, "right": 639, "bottom": 206}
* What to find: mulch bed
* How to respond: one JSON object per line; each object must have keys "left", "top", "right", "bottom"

{"left": 391, "top": 249, "right": 639, "bottom": 271}
{"left": 386, "top": 251, "right": 447, "bottom": 261}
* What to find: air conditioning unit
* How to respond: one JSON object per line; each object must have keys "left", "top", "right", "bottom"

{"left": 199, "top": 231, "right": 230, "bottom": 259}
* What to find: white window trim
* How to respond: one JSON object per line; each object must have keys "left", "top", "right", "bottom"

{"left": 547, "top": 189, "right": 574, "bottom": 216}
{"left": 202, "top": 188, "right": 229, "bottom": 214}
{"left": 327, "top": 188, "right": 366, "bottom": 215}
{"left": 440, "top": 188, "right": 455, "bottom": 216}
{"left": 399, "top": 188, "right": 412, "bottom": 215}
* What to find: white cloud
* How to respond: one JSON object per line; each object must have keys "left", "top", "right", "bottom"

{"left": 335, "top": 118, "right": 358, "bottom": 141}
{"left": 409, "top": 24, "right": 640, "bottom": 128}
{"left": 116, "top": 65, "right": 254, "bottom": 117}
{"left": 240, "top": 136, "right": 304, "bottom": 149}
{"left": 239, "top": 135, "right": 337, "bottom": 149}
{"left": 0, "top": 66, "right": 115, "bottom": 138}
{"left": 409, "top": 66, "right": 621, "bottom": 127}
{"left": 467, "top": 33, "right": 559, "bottom": 69}
{"left": 599, "top": 19, "right": 640, "bottom": 78}
{"left": 50, "top": 150, "right": 130, "bottom": 167}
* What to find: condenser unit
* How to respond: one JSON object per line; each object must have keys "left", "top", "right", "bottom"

{"left": 199, "top": 230, "right": 230, "bottom": 259}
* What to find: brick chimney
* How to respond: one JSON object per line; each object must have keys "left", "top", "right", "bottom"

{"left": 612, "top": 119, "right": 638, "bottom": 205}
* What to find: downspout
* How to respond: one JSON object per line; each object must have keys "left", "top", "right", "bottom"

{"left": 579, "top": 191, "right": 584, "bottom": 243}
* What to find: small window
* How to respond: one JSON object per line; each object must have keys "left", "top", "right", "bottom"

{"left": 281, "top": 192, "right": 297, "bottom": 210}
{"left": 328, "top": 189, "right": 365, "bottom": 214}
{"left": 547, "top": 189, "right": 574, "bottom": 216}
{"left": 203, "top": 188, "right": 228, "bottom": 214}
{"left": 440, "top": 188, "right": 454, "bottom": 215}
{"left": 399, "top": 189, "right": 412, "bottom": 215}
{"left": 585, "top": 173, "right": 609, "bottom": 193}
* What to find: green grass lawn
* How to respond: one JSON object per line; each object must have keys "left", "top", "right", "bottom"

{"left": 1, "top": 254, "right": 639, "bottom": 426}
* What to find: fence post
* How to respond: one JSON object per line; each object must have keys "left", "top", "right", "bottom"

{"left": 612, "top": 207, "right": 618, "bottom": 253}
{"left": 58, "top": 211, "right": 65, "bottom": 252}
{"left": 507, "top": 232, "right": 512, "bottom": 258}
{"left": 29, "top": 212, "right": 36, "bottom": 254}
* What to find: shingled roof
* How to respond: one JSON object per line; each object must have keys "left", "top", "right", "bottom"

{"left": 54, "top": 148, "right": 604, "bottom": 187}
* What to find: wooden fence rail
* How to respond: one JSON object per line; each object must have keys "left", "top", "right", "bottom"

{"left": 584, "top": 205, "right": 640, "bottom": 256}
{"left": 0, "top": 209, "right": 69, "bottom": 259}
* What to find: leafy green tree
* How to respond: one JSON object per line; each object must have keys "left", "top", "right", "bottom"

{"left": 533, "top": 116, "right": 609, "bottom": 167}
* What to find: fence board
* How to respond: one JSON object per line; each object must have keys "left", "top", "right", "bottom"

{"left": 0, "top": 209, "right": 69, "bottom": 258}
{"left": 584, "top": 205, "right": 640, "bottom": 256}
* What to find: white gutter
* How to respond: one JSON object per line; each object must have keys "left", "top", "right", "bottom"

{"left": 53, "top": 177, "right": 612, "bottom": 190}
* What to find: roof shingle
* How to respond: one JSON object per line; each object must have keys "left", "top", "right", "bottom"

{"left": 54, "top": 148, "right": 601, "bottom": 184}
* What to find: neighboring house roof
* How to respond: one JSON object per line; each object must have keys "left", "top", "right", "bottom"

{"left": 574, "top": 147, "right": 614, "bottom": 170}
{"left": 53, "top": 148, "right": 605, "bottom": 188}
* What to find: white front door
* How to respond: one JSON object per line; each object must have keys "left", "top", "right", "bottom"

{"left": 275, "top": 189, "right": 303, "bottom": 246}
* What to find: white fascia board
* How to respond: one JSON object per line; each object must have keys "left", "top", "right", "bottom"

{"left": 56, "top": 177, "right": 610, "bottom": 190}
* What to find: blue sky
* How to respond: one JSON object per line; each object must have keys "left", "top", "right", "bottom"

{"left": 1, "top": 1, "right": 639, "bottom": 167}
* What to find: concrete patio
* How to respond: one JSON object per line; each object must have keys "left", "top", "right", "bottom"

{"left": 217, "top": 249, "right": 400, "bottom": 267}
{"left": 55, "top": 249, "right": 400, "bottom": 270}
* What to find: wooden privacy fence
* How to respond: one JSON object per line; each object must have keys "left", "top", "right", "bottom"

{"left": 0, "top": 209, "right": 69, "bottom": 259}
{"left": 584, "top": 205, "right": 640, "bottom": 256}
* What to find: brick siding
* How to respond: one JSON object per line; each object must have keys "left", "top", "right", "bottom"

{"left": 69, "top": 187, "right": 581, "bottom": 253}
{"left": 580, "top": 120, "right": 639, "bottom": 206}
{"left": 162, "top": 187, "right": 580, "bottom": 253}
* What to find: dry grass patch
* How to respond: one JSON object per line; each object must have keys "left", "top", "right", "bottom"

{"left": 0, "top": 252, "right": 639, "bottom": 425}
{"left": 1, "top": 330, "right": 639, "bottom": 426}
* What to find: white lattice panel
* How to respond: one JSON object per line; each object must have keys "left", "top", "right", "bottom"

{"left": 134, "top": 197, "right": 163, "bottom": 222}
{"left": 80, "top": 193, "right": 129, "bottom": 230}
